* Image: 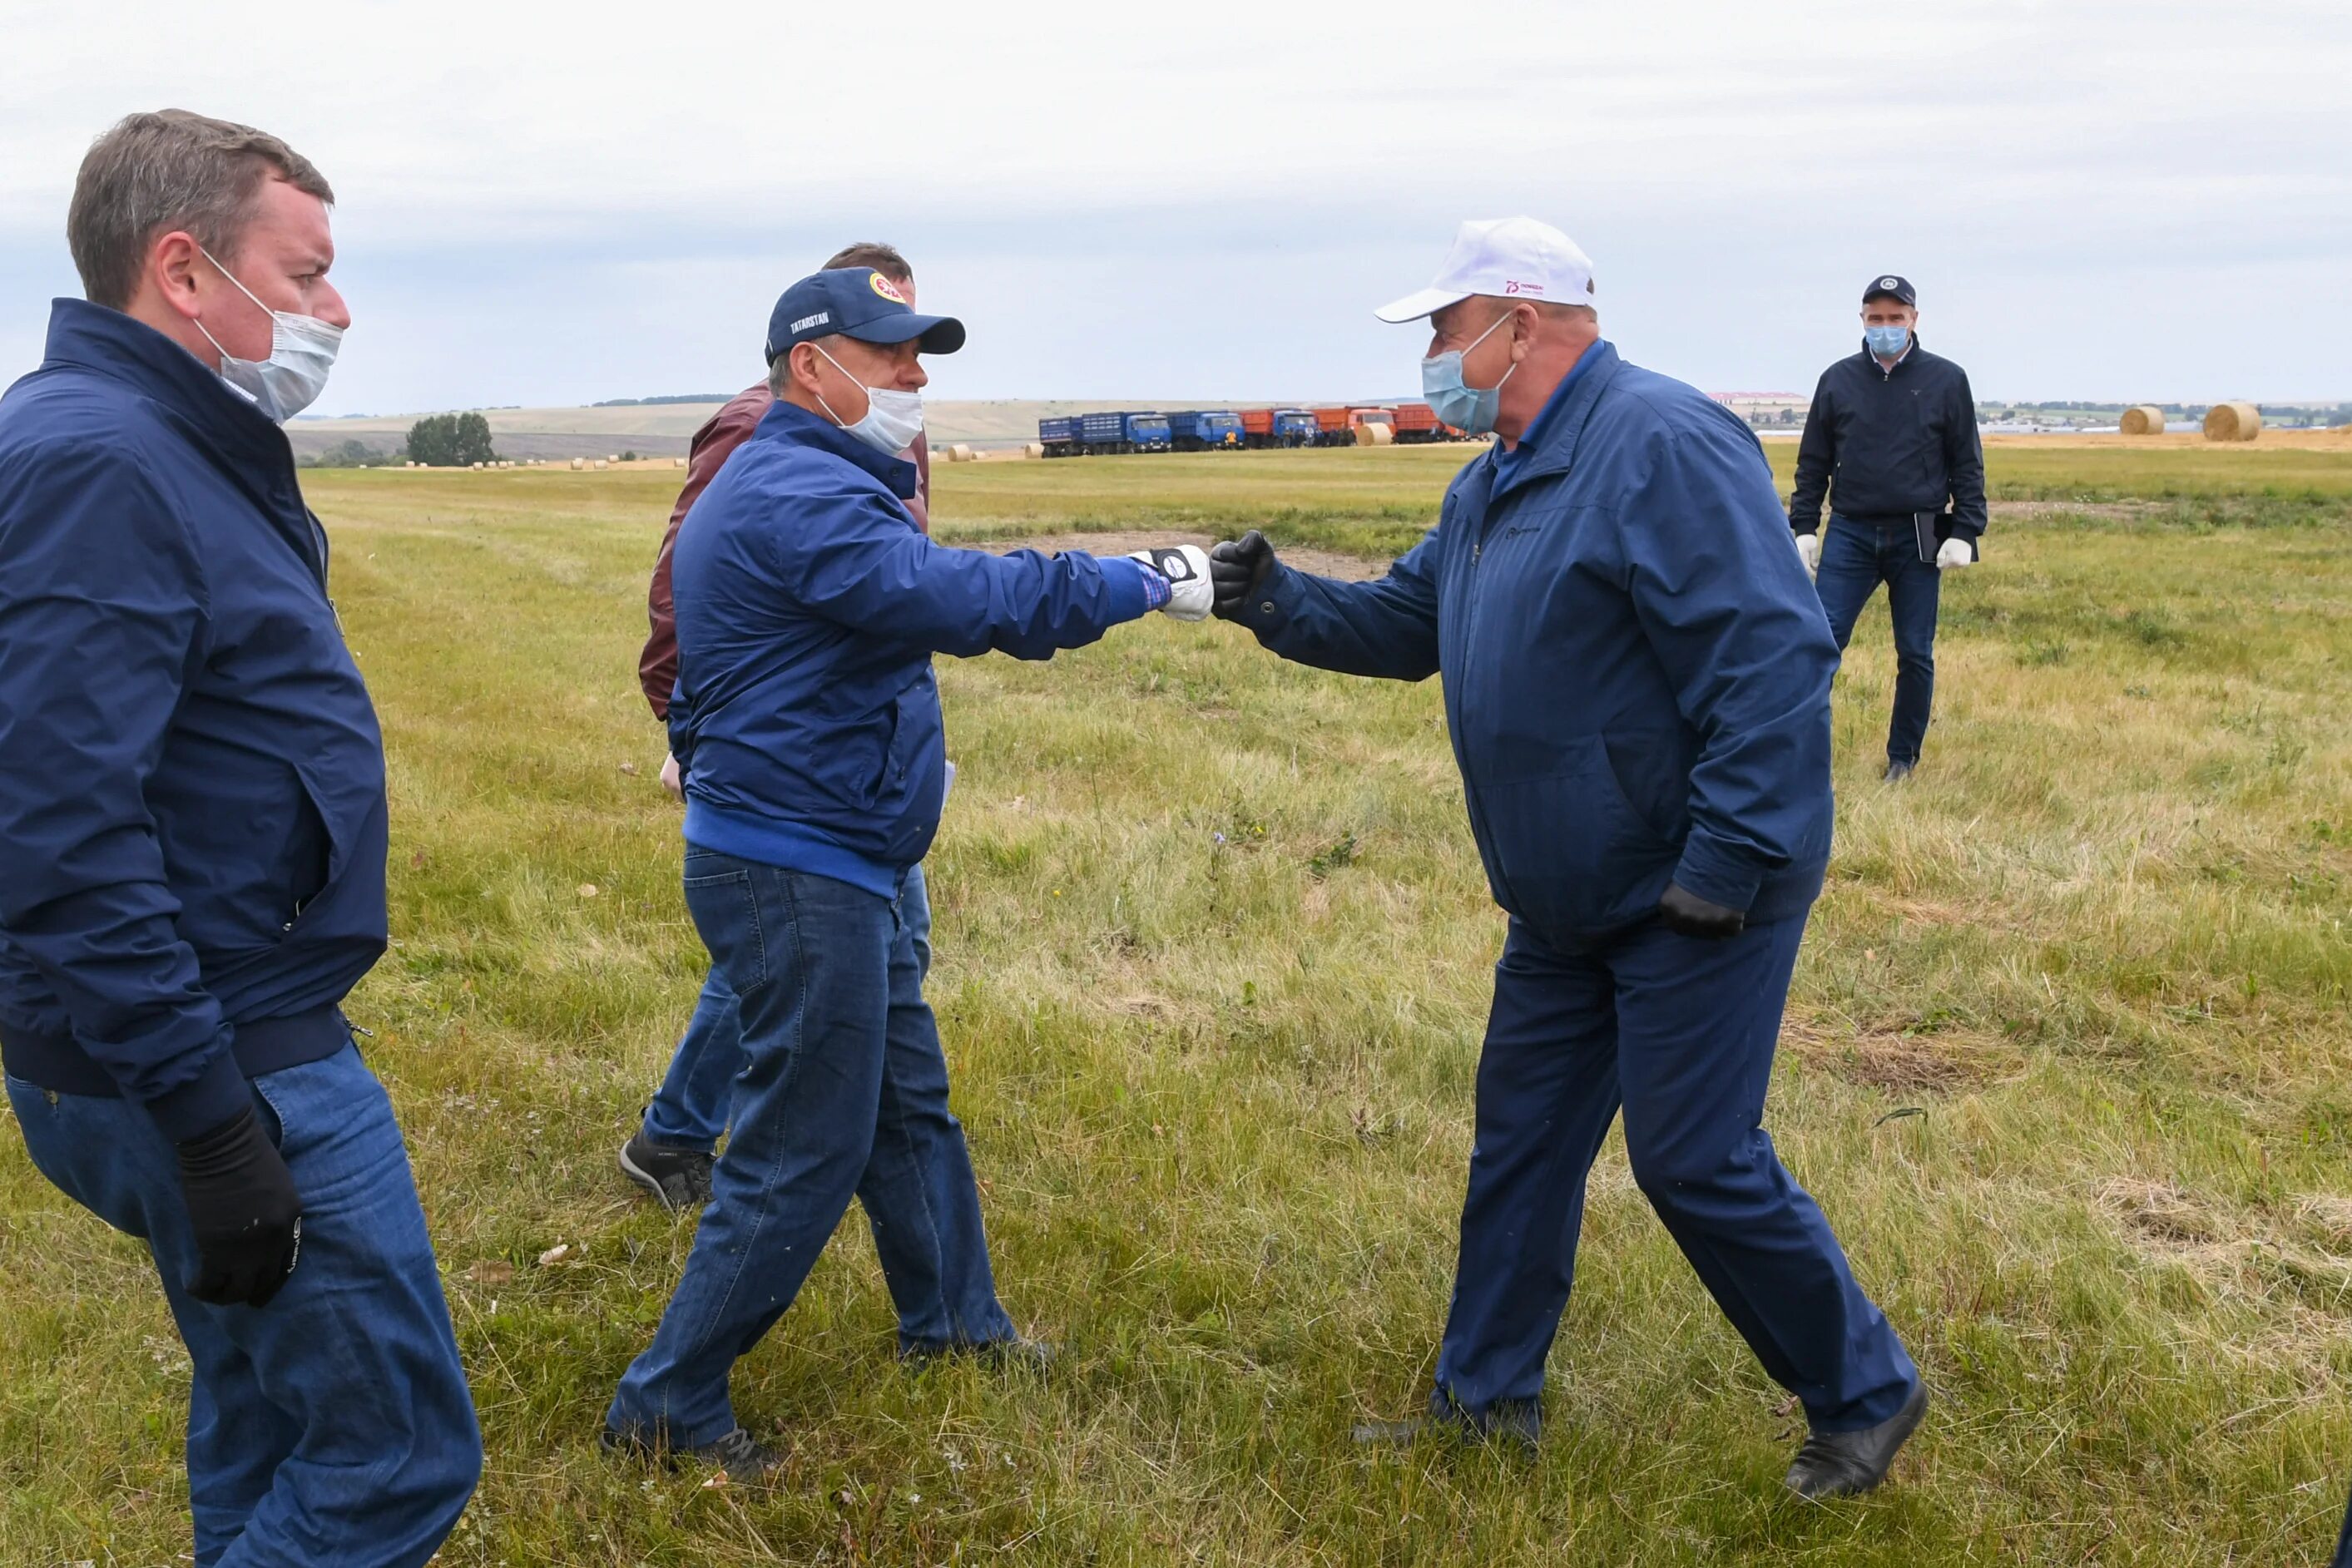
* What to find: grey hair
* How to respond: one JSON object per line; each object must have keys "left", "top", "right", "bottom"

{"left": 67, "top": 110, "right": 333, "bottom": 309}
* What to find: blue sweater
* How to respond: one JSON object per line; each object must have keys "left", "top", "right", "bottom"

{"left": 0, "top": 301, "right": 386, "bottom": 1138}
{"left": 671, "top": 401, "right": 1156, "bottom": 895}
{"left": 1238, "top": 342, "right": 1839, "bottom": 947}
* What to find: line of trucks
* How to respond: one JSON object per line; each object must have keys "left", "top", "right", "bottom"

{"left": 1036, "top": 403, "right": 1472, "bottom": 457}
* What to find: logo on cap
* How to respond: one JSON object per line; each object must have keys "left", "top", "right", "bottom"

{"left": 1503, "top": 279, "right": 1545, "bottom": 297}
{"left": 870, "top": 273, "right": 907, "bottom": 303}
{"left": 1879, "top": 276, "right": 1899, "bottom": 289}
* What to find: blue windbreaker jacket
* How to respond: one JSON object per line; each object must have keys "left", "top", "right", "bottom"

{"left": 671, "top": 401, "right": 1156, "bottom": 894}
{"left": 0, "top": 300, "right": 387, "bottom": 1140}
{"left": 1238, "top": 342, "right": 1838, "bottom": 947}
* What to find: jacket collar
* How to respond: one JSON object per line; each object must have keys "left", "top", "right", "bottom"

{"left": 1490, "top": 339, "right": 1621, "bottom": 495}
{"left": 755, "top": 398, "right": 920, "bottom": 501}
{"left": 40, "top": 297, "right": 295, "bottom": 471}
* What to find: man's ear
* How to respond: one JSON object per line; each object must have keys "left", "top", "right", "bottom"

{"left": 150, "top": 230, "right": 205, "bottom": 321}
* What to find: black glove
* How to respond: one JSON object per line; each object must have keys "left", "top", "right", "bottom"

{"left": 1658, "top": 882, "right": 1745, "bottom": 940}
{"left": 176, "top": 1104, "right": 303, "bottom": 1308}
{"left": 1207, "top": 531, "right": 1277, "bottom": 622}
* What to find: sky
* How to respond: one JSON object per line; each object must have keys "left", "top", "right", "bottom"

{"left": 1, "top": 0, "right": 2346, "bottom": 417}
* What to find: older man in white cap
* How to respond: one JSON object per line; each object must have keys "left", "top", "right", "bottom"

{"left": 1207, "top": 219, "right": 1925, "bottom": 1496}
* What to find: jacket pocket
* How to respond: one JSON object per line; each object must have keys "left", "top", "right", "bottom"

{"left": 1468, "top": 735, "right": 1678, "bottom": 937}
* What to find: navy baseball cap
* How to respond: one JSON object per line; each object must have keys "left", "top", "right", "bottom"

{"left": 1862, "top": 273, "right": 1917, "bottom": 307}
{"left": 765, "top": 267, "right": 966, "bottom": 364}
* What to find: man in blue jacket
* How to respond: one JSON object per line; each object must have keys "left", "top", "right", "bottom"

{"left": 603, "top": 266, "right": 1209, "bottom": 1472}
{"left": 0, "top": 112, "right": 478, "bottom": 1564}
{"left": 1208, "top": 219, "right": 1924, "bottom": 1496}
{"left": 1789, "top": 275, "right": 1987, "bottom": 782}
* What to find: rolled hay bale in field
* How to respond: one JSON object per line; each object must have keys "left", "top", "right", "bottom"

{"left": 470, "top": 461, "right": 483, "bottom": 471}
{"left": 1354, "top": 421, "right": 1394, "bottom": 447}
{"left": 673, "top": 457, "right": 686, "bottom": 468}
{"left": 2119, "top": 405, "right": 2167, "bottom": 435}
{"left": 592, "top": 459, "right": 609, "bottom": 470}
{"left": 570, "top": 458, "right": 585, "bottom": 471}
{"left": 1024, "top": 442, "right": 1044, "bottom": 459}
{"left": 2203, "top": 402, "right": 2261, "bottom": 442}
{"left": 948, "top": 443, "right": 976, "bottom": 462}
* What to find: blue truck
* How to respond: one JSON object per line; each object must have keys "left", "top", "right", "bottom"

{"left": 1166, "top": 411, "right": 1244, "bottom": 453}
{"left": 1073, "top": 411, "right": 1172, "bottom": 454}
{"left": 1037, "top": 414, "right": 1083, "bottom": 458}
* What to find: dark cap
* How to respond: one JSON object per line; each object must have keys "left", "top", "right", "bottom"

{"left": 765, "top": 267, "right": 966, "bottom": 364}
{"left": 1862, "top": 273, "right": 1916, "bottom": 307}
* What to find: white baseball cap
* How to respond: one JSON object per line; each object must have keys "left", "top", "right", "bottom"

{"left": 1374, "top": 217, "right": 1597, "bottom": 324}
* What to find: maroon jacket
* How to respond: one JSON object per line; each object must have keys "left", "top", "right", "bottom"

{"left": 638, "top": 382, "right": 930, "bottom": 719}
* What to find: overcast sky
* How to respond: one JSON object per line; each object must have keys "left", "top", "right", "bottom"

{"left": 2, "top": 0, "right": 2345, "bottom": 415}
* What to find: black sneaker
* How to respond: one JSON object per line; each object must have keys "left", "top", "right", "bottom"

{"left": 618, "top": 1130, "right": 714, "bottom": 1213}
{"left": 1883, "top": 759, "right": 1916, "bottom": 783}
{"left": 1784, "top": 1380, "right": 1928, "bottom": 1499}
{"left": 1352, "top": 1397, "right": 1540, "bottom": 1450}
{"left": 899, "top": 1336, "right": 1056, "bottom": 1373}
{"left": 601, "top": 1422, "right": 785, "bottom": 1480}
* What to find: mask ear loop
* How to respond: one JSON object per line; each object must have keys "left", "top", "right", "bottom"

{"left": 811, "top": 342, "right": 876, "bottom": 431}
{"left": 1467, "top": 306, "right": 1520, "bottom": 394}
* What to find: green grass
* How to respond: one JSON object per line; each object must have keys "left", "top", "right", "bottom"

{"left": 3, "top": 443, "right": 2350, "bottom": 1565}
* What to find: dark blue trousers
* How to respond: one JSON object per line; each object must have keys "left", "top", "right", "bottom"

{"left": 7, "top": 1046, "right": 481, "bottom": 1567}
{"left": 1814, "top": 515, "right": 1943, "bottom": 767}
{"left": 608, "top": 854, "right": 1015, "bottom": 1447}
{"left": 1433, "top": 913, "right": 1917, "bottom": 1432}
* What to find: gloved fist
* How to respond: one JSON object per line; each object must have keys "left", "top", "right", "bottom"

{"left": 177, "top": 1103, "right": 303, "bottom": 1308}
{"left": 1208, "top": 531, "right": 1278, "bottom": 622}
{"left": 1127, "top": 546, "right": 1214, "bottom": 621}
{"left": 1793, "top": 532, "right": 1820, "bottom": 577}
{"left": 1659, "top": 881, "right": 1745, "bottom": 940}
{"left": 1935, "top": 537, "right": 1975, "bottom": 570}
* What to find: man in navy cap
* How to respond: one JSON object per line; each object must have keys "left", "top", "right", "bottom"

{"left": 603, "top": 266, "right": 1210, "bottom": 1473}
{"left": 1208, "top": 218, "right": 1924, "bottom": 1497}
{"left": 1789, "top": 275, "right": 1987, "bottom": 782}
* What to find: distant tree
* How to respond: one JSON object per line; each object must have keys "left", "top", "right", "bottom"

{"left": 619, "top": 449, "right": 638, "bottom": 462}
{"left": 453, "top": 413, "right": 496, "bottom": 466}
{"left": 404, "top": 412, "right": 497, "bottom": 466}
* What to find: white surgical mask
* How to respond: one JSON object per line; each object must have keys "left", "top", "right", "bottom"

{"left": 814, "top": 342, "right": 924, "bottom": 457}
{"left": 193, "top": 245, "right": 343, "bottom": 422}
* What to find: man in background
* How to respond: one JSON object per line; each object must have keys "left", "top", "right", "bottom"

{"left": 1789, "top": 275, "right": 1987, "bottom": 782}
{"left": 0, "top": 111, "right": 478, "bottom": 1566}
{"left": 621, "top": 243, "right": 928, "bottom": 1210}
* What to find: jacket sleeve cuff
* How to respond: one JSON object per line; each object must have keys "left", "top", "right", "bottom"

{"left": 1790, "top": 520, "right": 1820, "bottom": 536}
{"left": 143, "top": 1046, "right": 251, "bottom": 1144}
{"left": 1670, "top": 833, "right": 1768, "bottom": 915}
{"left": 1243, "top": 562, "right": 1303, "bottom": 643}
{"left": 1097, "top": 556, "right": 1157, "bottom": 622}
{"left": 1947, "top": 518, "right": 1983, "bottom": 540}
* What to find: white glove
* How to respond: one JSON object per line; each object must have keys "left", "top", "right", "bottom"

{"left": 1793, "top": 532, "right": 1820, "bottom": 577}
{"left": 1935, "top": 537, "right": 1974, "bottom": 570}
{"left": 1128, "top": 546, "right": 1214, "bottom": 622}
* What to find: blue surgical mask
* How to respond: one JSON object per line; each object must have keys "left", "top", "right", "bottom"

{"left": 1864, "top": 324, "right": 1910, "bottom": 359}
{"left": 1421, "top": 309, "right": 1518, "bottom": 435}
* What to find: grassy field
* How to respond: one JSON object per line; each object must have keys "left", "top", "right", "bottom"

{"left": 2, "top": 442, "right": 2350, "bottom": 1565}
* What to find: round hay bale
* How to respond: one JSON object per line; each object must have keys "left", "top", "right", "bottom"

{"left": 2119, "top": 405, "right": 2166, "bottom": 436}
{"left": 1354, "top": 421, "right": 1394, "bottom": 447}
{"left": 1024, "top": 442, "right": 1044, "bottom": 460}
{"left": 673, "top": 457, "right": 686, "bottom": 468}
{"left": 592, "top": 459, "right": 609, "bottom": 471}
{"left": 570, "top": 458, "right": 585, "bottom": 471}
{"left": 948, "top": 443, "right": 976, "bottom": 462}
{"left": 2202, "top": 402, "right": 2261, "bottom": 442}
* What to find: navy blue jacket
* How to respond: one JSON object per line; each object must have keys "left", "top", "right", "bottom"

{"left": 672, "top": 400, "right": 1156, "bottom": 895}
{"left": 1238, "top": 342, "right": 1837, "bottom": 947}
{"left": 0, "top": 300, "right": 386, "bottom": 1140}
{"left": 1789, "top": 337, "right": 1987, "bottom": 539}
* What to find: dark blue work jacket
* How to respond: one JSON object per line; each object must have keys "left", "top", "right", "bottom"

{"left": 0, "top": 300, "right": 385, "bottom": 1140}
{"left": 1240, "top": 342, "right": 1839, "bottom": 947}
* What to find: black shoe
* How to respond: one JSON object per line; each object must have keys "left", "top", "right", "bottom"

{"left": 899, "top": 1335, "right": 1056, "bottom": 1373}
{"left": 618, "top": 1130, "right": 714, "bottom": 1213}
{"left": 1882, "top": 759, "right": 1916, "bottom": 783}
{"left": 600, "top": 1422, "right": 785, "bottom": 1480}
{"left": 1351, "top": 1397, "right": 1540, "bottom": 1450}
{"left": 1784, "top": 1381, "right": 1928, "bottom": 1499}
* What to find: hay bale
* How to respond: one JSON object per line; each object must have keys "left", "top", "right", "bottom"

{"left": 1354, "top": 422, "right": 1394, "bottom": 447}
{"left": 570, "top": 458, "right": 585, "bottom": 471}
{"left": 673, "top": 458, "right": 686, "bottom": 468}
{"left": 948, "top": 443, "right": 976, "bottom": 462}
{"left": 2119, "top": 405, "right": 2166, "bottom": 436}
{"left": 2203, "top": 402, "right": 2261, "bottom": 442}
{"left": 1024, "top": 442, "right": 1044, "bottom": 460}
{"left": 592, "top": 459, "right": 609, "bottom": 471}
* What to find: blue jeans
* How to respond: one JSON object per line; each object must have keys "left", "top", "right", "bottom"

{"left": 1433, "top": 914, "right": 1918, "bottom": 1432}
{"left": 608, "top": 854, "right": 1014, "bottom": 1447}
{"left": 7, "top": 1045, "right": 481, "bottom": 1567}
{"left": 641, "top": 864, "right": 933, "bottom": 1152}
{"left": 1814, "top": 516, "right": 1943, "bottom": 766}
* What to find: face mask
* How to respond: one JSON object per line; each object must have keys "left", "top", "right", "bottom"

{"left": 1420, "top": 309, "right": 1518, "bottom": 435}
{"left": 814, "top": 343, "right": 924, "bottom": 457}
{"left": 192, "top": 246, "right": 343, "bottom": 422}
{"left": 1864, "top": 324, "right": 1910, "bottom": 359}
